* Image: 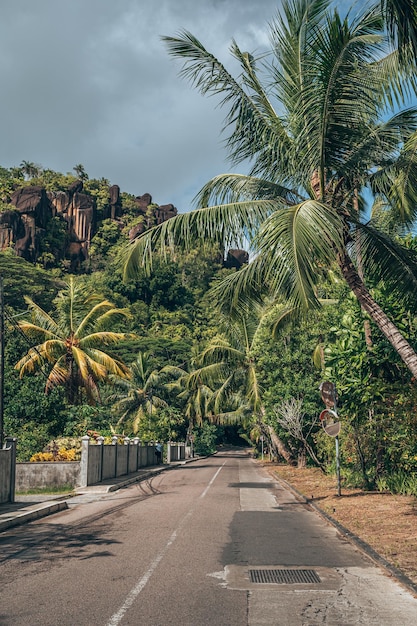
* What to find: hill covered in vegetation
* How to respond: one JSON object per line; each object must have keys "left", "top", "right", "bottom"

{"left": 0, "top": 162, "right": 416, "bottom": 500}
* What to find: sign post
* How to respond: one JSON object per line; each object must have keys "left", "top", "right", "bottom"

{"left": 319, "top": 382, "right": 341, "bottom": 496}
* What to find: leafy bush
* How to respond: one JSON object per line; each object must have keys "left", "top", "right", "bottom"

{"left": 376, "top": 471, "right": 417, "bottom": 496}
{"left": 193, "top": 423, "right": 219, "bottom": 456}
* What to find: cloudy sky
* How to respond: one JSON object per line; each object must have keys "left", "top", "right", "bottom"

{"left": 0, "top": 0, "right": 285, "bottom": 212}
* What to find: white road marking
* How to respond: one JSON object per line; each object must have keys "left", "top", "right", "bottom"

{"left": 106, "top": 460, "right": 227, "bottom": 626}
{"left": 239, "top": 464, "right": 278, "bottom": 511}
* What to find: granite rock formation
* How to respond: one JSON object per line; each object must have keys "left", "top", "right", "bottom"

{"left": 0, "top": 183, "right": 178, "bottom": 268}
{"left": 0, "top": 182, "right": 248, "bottom": 270}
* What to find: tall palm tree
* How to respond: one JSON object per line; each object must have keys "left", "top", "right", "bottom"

{"left": 125, "top": 0, "right": 417, "bottom": 378}
{"left": 15, "top": 277, "right": 131, "bottom": 404}
{"left": 163, "top": 363, "right": 215, "bottom": 430}
{"left": 19, "top": 160, "right": 42, "bottom": 180}
{"left": 110, "top": 352, "right": 167, "bottom": 434}
{"left": 73, "top": 164, "right": 89, "bottom": 181}
{"left": 188, "top": 311, "right": 294, "bottom": 461}
{"left": 381, "top": 0, "right": 417, "bottom": 60}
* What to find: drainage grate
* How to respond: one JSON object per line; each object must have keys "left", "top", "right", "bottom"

{"left": 249, "top": 569, "right": 321, "bottom": 585}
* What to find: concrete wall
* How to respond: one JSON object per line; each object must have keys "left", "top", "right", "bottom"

{"left": 0, "top": 449, "right": 12, "bottom": 502}
{"left": 102, "top": 446, "right": 116, "bottom": 480}
{"left": 79, "top": 437, "right": 159, "bottom": 487}
{"left": 167, "top": 442, "right": 186, "bottom": 462}
{"left": 16, "top": 462, "right": 80, "bottom": 492}
{"left": 0, "top": 438, "right": 16, "bottom": 503}
{"left": 87, "top": 445, "right": 102, "bottom": 485}
{"left": 2, "top": 439, "right": 187, "bottom": 495}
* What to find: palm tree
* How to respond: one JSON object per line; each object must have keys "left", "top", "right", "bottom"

{"left": 188, "top": 311, "right": 294, "bottom": 462}
{"left": 163, "top": 363, "right": 215, "bottom": 432}
{"left": 15, "top": 277, "right": 131, "bottom": 404}
{"left": 381, "top": 0, "right": 417, "bottom": 60}
{"left": 19, "top": 160, "right": 42, "bottom": 180}
{"left": 110, "top": 352, "right": 167, "bottom": 434}
{"left": 125, "top": 0, "right": 417, "bottom": 379}
{"left": 73, "top": 164, "right": 89, "bottom": 181}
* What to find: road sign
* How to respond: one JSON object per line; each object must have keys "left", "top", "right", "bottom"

{"left": 319, "top": 381, "right": 338, "bottom": 408}
{"left": 319, "top": 409, "right": 341, "bottom": 437}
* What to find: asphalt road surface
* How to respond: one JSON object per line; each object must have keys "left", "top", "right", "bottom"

{"left": 0, "top": 449, "right": 416, "bottom": 625}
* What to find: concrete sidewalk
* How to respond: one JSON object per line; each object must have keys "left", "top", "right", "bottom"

{"left": 0, "top": 461, "right": 186, "bottom": 533}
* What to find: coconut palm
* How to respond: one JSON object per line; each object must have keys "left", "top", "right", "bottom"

{"left": 125, "top": 0, "right": 417, "bottom": 378}
{"left": 163, "top": 363, "right": 215, "bottom": 429}
{"left": 110, "top": 352, "right": 167, "bottom": 434}
{"left": 19, "top": 160, "right": 42, "bottom": 180}
{"left": 187, "top": 311, "right": 294, "bottom": 461}
{"left": 73, "top": 163, "right": 89, "bottom": 181}
{"left": 381, "top": 0, "right": 417, "bottom": 60}
{"left": 15, "top": 277, "right": 131, "bottom": 404}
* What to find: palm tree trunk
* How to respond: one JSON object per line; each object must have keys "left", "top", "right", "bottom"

{"left": 266, "top": 425, "right": 296, "bottom": 464}
{"left": 338, "top": 249, "right": 417, "bottom": 378}
{"left": 258, "top": 407, "right": 295, "bottom": 464}
{"left": 353, "top": 188, "right": 373, "bottom": 349}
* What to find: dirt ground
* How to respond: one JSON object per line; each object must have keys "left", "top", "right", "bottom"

{"left": 262, "top": 462, "right": 417, "bottom": 588}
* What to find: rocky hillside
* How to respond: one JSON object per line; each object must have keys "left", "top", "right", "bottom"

{"left": 0, "top": 181, "right": 177, "bottom": 268}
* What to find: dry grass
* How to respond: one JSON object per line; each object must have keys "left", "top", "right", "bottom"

{"left": 263, "top": 463, "right": 417, "bottom": 587}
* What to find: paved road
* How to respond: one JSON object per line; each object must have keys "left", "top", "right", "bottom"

{"left": 0, "top": 449, "right": 416, "bottom": 625}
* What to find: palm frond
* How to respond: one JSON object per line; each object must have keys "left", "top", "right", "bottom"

{"left": 194, "top": 173, "right": 301, "bottom": 209}
{"left": 72, "top": 347, "right": 106, "bottom": 383}
{"left": 381, "top": 0, "right": 417, "bottom": 61}
{"left": 123, "top": 199, "right": 276, "bottom": 279}
{"left": 17, "top": 321, "right": 59, "bottom": 342}
{"left": 80, "top": 331, "right": 130, "bottom": 348}
{"left": 246, "top": 363, "right": 263, "bottom": 413}
{"left": 386, "top": 131, "right": 417, "bottom": 224}
{"left": 270, "top": 305, "right": 301, "bottom": 338}
{"left": 253, "top": 200, "right": 345, "bottom": 310}
{"left": 353, "top": 221, "right": 417, "bottom": 308}
{"left": 162, "top": 30, "right": 291, "bottom": 171}
{"left": 75, "top": 300, "right": 127, "bottom": 337}
{"left": 208, "top": 256, "right": 270, "bottom": 317}
{"left": 186, "top": 362, "right": 230, "bottom": 389}
{"left": 45, "top": 359, "right": 68, "bottom": 394}
{"left": 341, "top": 109, "right": 417, "bottom": 188}
{"left": 20, "top": 297, "right": 60, "bottom": 337}
{"left": 84, "top": 348, "right": 130, "bottom": 378}
{"left": 15, "top": 347, "right": 48, "bottom": 375}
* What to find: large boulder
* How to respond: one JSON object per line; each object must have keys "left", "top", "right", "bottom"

{"left": 224, "top": 249, "right": 249, "bottom": 269}
{"left": 0, "top": 210, "right": 25, "bottom": 250}
{"left": 10, "top": 186, "right": 50, "bottom": 228}
{"left": 1, "top": 181, "right": 178, "bottom": 265}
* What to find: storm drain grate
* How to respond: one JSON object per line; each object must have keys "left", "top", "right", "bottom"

{"left": 249, "top": 569, "right": 321, "bottom": 585}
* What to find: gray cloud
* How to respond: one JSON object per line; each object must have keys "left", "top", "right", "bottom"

{"left": 0, "top": 0, "right": 281, "bottom": 210}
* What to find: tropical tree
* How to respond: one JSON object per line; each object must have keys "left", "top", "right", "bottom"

{"left": 110, "top": 351, "right": 167, "bottom": 434}
{"left": 381, "top": 0, "right": 417, "bottom": 60}
{"left": 187, "top": 310, "right": 294, "bottom": 462}
{"left": 163, "top": 362, "right": 215, "bottom": 436}
{"left": 124, "top": 0, "right": 417, "bottom": 379}
{"left": 73, "top": 163, "right": 89, "bottom": 181}
{"left": 15, "top": 277, "right": 131, "bottom": 404}
{"left": 19, "top": 160, "right": 42, "bottom": 180}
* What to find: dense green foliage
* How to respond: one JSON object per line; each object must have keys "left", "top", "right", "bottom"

{"left": 2, "top": 159, "right": 417, "bottom": 487}
{"left": 2, "top": 0, "right": 417, "bottom": 493}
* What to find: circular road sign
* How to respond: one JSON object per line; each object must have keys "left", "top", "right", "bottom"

{"left": 319, "top": 409, "right": 341, "bottom": 437}
{"left": 319, "top": 381, "right": 338, "bottom": 408}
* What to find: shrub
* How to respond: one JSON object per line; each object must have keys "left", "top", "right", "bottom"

{"left": 376, "top": 471, "right": 417, "bottom": 496}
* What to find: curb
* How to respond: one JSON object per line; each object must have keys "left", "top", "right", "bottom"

{"left": 0, "top": 500, "right": 69, "bottom": 533}
{"left": 274, "top": 473, "right": 417, "bottom": 598}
